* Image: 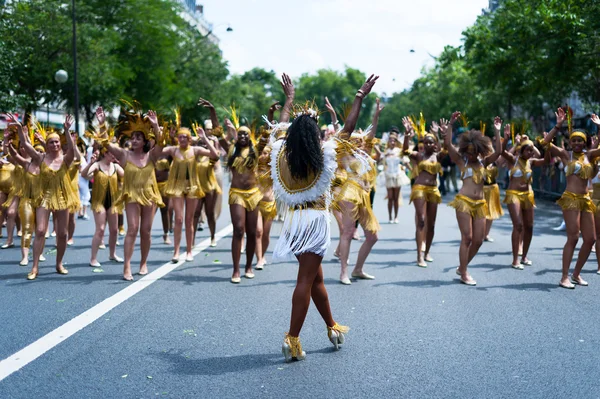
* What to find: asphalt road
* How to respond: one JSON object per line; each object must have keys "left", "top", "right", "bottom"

{"left": 1, "top": 188, "right": 600, "bottom": 399}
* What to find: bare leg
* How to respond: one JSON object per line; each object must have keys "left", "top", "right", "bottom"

{"left": 507, "top": 203, "right": 523, "bottom": 266}
{"left": 230, "top": 204, "right": 246, "bottom": 280}
{"left": 393, "top": 187, "right": 400, "bottom": 220}
{"left": 91, "top": 209, "right": 107, "bottom": 265}
{"left": 138, "top": 205, "right": 155, "bottom": 274}
{"left": 561, "top": 210, "right": 580, "bottom": 287}
{"left": 123, "top": 203, "right": 141, "bottom": 280}
{"left": 337, "top": 201, "right": 355, "bottom": 282}
{"left": 244, "top": 207, "right": 260, "bottom": 274}
{"left": 184, "top": 197, "right": 198, "bottom": 257}
{"left": 54, "top": 209, "right": 69, "bottom": 271}
{"left": 466, "top": 216, "right": 486, "bottom": 264}
{"left": 386, "top": 188, "right": 393, "bottom": 221}
{"left": 4, "top": 197, "right": 18, "bottom": 246}
{"left": 424, "top": 201, "right": 438, "bottom": 261}
{"left": 455, "top": 210, "right": 474, "bottom": 282}
{"left": 67, "top": 212, "right": 75, "bottom": 244}
{"left": 310, "top": 263, "right": 335, "bottom": 327}
{"left": 255, "top": 215, "right": 264, "bottom": 267}
{"left": 521, "top": 207, "right": 534, "bottom": 263}
{"left": 289, "top": 253, "right": 333, "bottom": 336}
{"left": 106, "top": 210, "right": 120, "bottom": 259}
{"left": 30, "top": 207, "right": 51, "bottom": 276}
{"left": 595, "top": 212, "right": 600, "bottom": 272}
{"left": 413, "top": 198, "right": 427, "bottom": 266}
{"left": 572, "top": 211, "right": 595, "bottom": 284}
{"left": 352, "top": 227, "right": 377, "bottom": 276}
{"left": 171, "top": 197, "right": 184, "bottom": 260}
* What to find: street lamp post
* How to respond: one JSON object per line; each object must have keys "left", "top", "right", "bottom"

{"left": 72, "top": 0, "right": 80, "bottom": 135}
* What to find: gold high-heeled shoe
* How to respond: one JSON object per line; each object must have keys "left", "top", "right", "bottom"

{"left": 282, "top": 333, "right": 306, "bottom": 362}
{"left": 56, "top": 266, "right": 68, "bottom": 275}
{"left": 27, "top": 271, "right": 38, "bottom": 280}
{"left": 327, "top": 323, "right": 349, "bottom": 350}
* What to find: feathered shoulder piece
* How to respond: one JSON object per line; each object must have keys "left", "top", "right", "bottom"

{"left": 262, "top": 115, "right": 290, "bottom": 141}
{"left": 270, "top": 138, "right": 337, "bottom": 207}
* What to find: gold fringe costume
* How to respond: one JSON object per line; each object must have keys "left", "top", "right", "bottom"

{"left": 258, "top": 200, "right": 277, "bottom": 220}
{"left": 197, "top": 156, "right": 222, "bottom": 195}
{"left": 410, "top": 184, "right": 442, "bottom": 204}
{"left": 165, "top": 148, "right": 204, "bottom": 198}
{"left": 67, "top": 160, "right": 82, "bottom": 211}
{"left": 448, "top": 194, "right": 487, "bottom": 219}
{"left": 557, "top": 192, "right": 596, "bottom": 213}
{"left": 228, "top": 187, "right": 262, "bottom": 211}
{"left": 19, "top": 167, "right": 41, "bottom": 248}
{"left": 0, "top": 162, "right": 15, "bottom": 194}
{"left": 114, "top": 161, "right": 164, "bottom": 208}
{"left": 412, "top": 159, "right": 441, "bottom": 178}
{"left": 504, "top": 189, "right": 535, "bottom": 209}
{"left": 91, "top": 166, "right": 121, "bottom": 213}
{"left": 565, "top": 152, "right": 593, "bottom": 180}
{"left": 155, "top": 158, "right": 170, "bottom": 197}
{"left": 483, "top": 184, "right": 504, "bottom": 219}
{"left": 37, "top": 161, "right": 80, "bottom": 212}
{"left": 3, "top": 165, "right": 23, "bottom": 208}
{"left": 335, "top": 145, "right": 380, "bottom": 233}
{"left": 483, "top": 164, "right": 504, "bottom": 220}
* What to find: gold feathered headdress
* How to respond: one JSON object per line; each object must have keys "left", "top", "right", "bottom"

{"left": 292, "top": 101, "right": 320, "bottom": 122}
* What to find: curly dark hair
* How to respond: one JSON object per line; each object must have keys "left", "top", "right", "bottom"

{"left": 458, "top": 130, "right": 493, "bottom": 157}
{"left": 286, "top": 115, "right": 324, "bottom": 180}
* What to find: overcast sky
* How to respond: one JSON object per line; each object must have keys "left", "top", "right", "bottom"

{"left": 201, "top": 0, "right": 488, "bottom": 95}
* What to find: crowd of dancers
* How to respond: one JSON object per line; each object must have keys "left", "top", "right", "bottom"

{"left": 2, "top": 74, "right": 600, "bottom": 361}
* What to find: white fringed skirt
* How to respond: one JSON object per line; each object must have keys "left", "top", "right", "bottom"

{"left": 272, "top": 208, "right": 331, "bottom": 261}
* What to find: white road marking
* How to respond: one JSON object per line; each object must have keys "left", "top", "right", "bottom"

{"left": 0, "top": 224, "right": 233, "bottom": 382}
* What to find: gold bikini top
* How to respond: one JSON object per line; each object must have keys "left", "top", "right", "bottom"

{"left": 486, "top": 164, "right": 499, "bottom": 183}
{"left": 460, "top": 161, "right": 489, "bottom": 184}
{"left": 229, "top": 146, "right": 257, "bottom": 175}
{"left": 565, "top": 152, "right": 594, "bottom": 180}
{"left": 413, "top": 160, "right": 441, "bottom": 177}
{"left": 509, "top": 158, "right": 532, "bottom": 184}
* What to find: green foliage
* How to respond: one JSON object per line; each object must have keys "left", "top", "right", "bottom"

{"left": 380, "top": 0, "right": 600, "bottom": 135}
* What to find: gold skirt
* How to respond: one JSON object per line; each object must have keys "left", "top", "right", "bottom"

{"left": 448, "top": 194, "right": 487, "bottom": 219}
{"left": 336, "top": 181, "right": 380, "bottom": 233}
{"left": 484, "top": 184, "right": 504, "bottom": 219}
{"left": 503, "top": 189, "right": 535, "bottom": 210}
{"left": 157, "top": 181, "right": 167, "bottom": 197}
{"left": 228, "top": 187, "right": 262, "bottom": 211}
{"left": 557, "top": 191, "right": 596, "bottom": 213}
{"left": 258, "top": 200, "right": 277, "bottom": 221}
{"left": 409, "top": 184, "right": 442, "bottom": 204}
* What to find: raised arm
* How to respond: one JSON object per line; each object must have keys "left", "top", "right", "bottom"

{"left": 279, "top": 73, "right": 295, "bottom": 123}
{"left": 193, "top": 127, "right": 219, "bottom": 160}
{"left": 4, "top": 113, "right": 42, "bottom": 163}
{"left": 63, "top": 114, "right": 76, "bottom": 166}
{"left": 501, "top": 124, "right": 517, "bottom": 165}
{"left": 80, "top": 151, "right": 100, "bottom": 179}
{"left": 147, "top": 110, "right": 165, "bottom": 161}
{"left": 267, "top": 101, "right": 281, "bottom": 124}
{"left": 324, "top": 97, "right": 340, "bottom": 131}
{"left": 364, "top": 98, "right": 384, "bottom": 154}
{"left": 7, "top": 143, "right": 28, "bottom": 168}
{"left": 586, "top": 114, "right": 600, "bottom": 160}
{"left": 401, "top": 116, "right": 419, "bottom": 161}
{"left": 439, "top": 112, "right": 463, "bottom": 166}
{"left": 198, "top": 98, "right": 220, "bottom": 129}
{"left": 484, "top": 117, "right": 503, "bottom": 165}
{"left": 339, "top": 74, "right": 379, "bottom": 139}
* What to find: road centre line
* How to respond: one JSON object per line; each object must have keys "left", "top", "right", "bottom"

{"left": 0, "top": 224, "right": 234, "bottom": 382}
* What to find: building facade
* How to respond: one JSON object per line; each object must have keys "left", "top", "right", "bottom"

{"left": 177, "top": 0, "right": 220, "bottom": 45}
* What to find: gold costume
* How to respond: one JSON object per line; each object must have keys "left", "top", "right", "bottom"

{"left": 155, "top": 158, "right": 170, "bottom": 197}
{"left": 197, "top": 156, "right": 222, "bottom": 195}
{"left": 37, "top": 161, "right": 80, "bottom": 212}
{"left": 19, "top": 169, "right": 41, "bottom": 248}
{"left": 0, "top": 162, "right": 15, "bottom": 194}
{"left": 483, "top": 184, "right": 504, "bottom": 219}
{"left": 67, "top": 160, "right": 82, "bottom": 211}
{"left": 337, "top": 179, "right": 380, "bottom": 233}
{"left": 228, "top": 187, "right": 262, "bottom": 211}
{"left": 504, "top": 189, "right": 535, "bottom": 209}
{"left": 3, "top": 165, "right": 23, "bottom": 207}
{"left": 565, "top": 152, "right": 593, "bottom": 180}
{"left": 412, "top": 159, "right": 441, "bottom": 178}
{"left": 114, "top": 161, "right": 164, "bottom": 208}
{"left": 258, "top": 200, "right": 277, "bottom": 220}
{"left": 448, "top": 194, "right": 487, "bottom": 219}
{"left": 165, "top": 148, "right": 204, "bottom": 198}
{"left": 410, "top": 184, "right": 442, "bottom": 204}
{"left": 91, "top": 166, "right": 120, "bottom": 213}
{"left": 557, "top": 191, "right": 596, "bottom": 213}
{"left": 460, "top": 164, "right": 489, "bottom": 184}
